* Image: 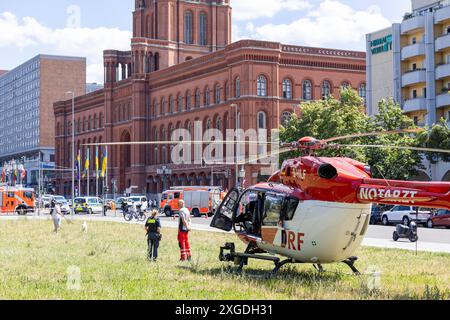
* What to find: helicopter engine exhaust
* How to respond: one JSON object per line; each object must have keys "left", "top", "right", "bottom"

{"left": 317, "top": 163, "right": 338, "bottom": 180}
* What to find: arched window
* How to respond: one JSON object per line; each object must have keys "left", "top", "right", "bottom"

{"left": 358, "top": 83, "right": 366, "bottom": 103}
{"left": 204, "top": 87, "right": 210, "bottom": 106}
{"left": 302, "top": 80, "right": 312, "bottom": 100}
{"left": 94, "top": 114, "right": 98, "bottom": 129}
{"left": 186, "top": 120, "right": 192, "bottom": 132}
{"left": 206, "top": 118, "right": 212, "bottom": 130}
{"left": 184, "top": 11, "right": 193, "bottom": 44}
{"left": 99, "top": 113, "right": 103, "bottom": 127}
{"left": 195, "top": 89, "right": 201, "bottom": 108}
{"left": 83, "top": 117, "right": 87, "bottom": 131}
{"left": 281, "top": 111, "right": 292, "bottom": 127}
{"left": 169, "top": 95, "right": 174, "bottom": 114}
{"left": 169, "top": 124, "right": 175, "bottom": 141}
{"left": 322, "top": 81, "right": 331, "bottom": 98}
{"left": 88, "top": 116, "right": 92, "bottom": 131}
{"left": 216, "top": 117, "right": 222, "bottom": 131}
{"left": 257, "top": 111, "right": 267, "bottom": 129}
{"left": 215, "top": 85, "right": 221, "bottom": 104}
{"left": 177, "top": 95, "right": 183, "bottom": 113}
{"left": 282, "top": 79, "right": 292, "bottom": 99}
{"left": 161, "top": 97, "right": 166, "bottom": 115}
{"left": 185, "top": 91, "right": 191, "bottom": 111}
{"left": 341, "top": 82, "right": 350, "bottom": 90}
{"left": 199, "top": 13, "right": 207, "bottom": 46}
{"left": 257, "top": 75, "right": 267, "bottom": 96}
{"left": 153, "top": 99, "right": 158, "bottom": 116}
{"left": 235, "top": 77, "right": 241, "bottom": 98}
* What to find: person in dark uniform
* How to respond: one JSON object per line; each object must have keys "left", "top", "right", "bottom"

{"left": 145, "top": 210, "right": 162, "bottom": 262}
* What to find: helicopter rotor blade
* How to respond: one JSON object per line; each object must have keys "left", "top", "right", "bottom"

{"left": 322, "top": 128, "right": 424, "bottom": 143}
{"left": 336, "top": 144, "right": 450, "bottom": 154}
{"left": 234, "top": 147, "right": 296, "bottom": 165}
{"left": 83, "top": 140, "right": 281, "bottom": 147}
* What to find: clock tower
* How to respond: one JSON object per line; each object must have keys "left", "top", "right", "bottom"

{"left": 132, "top": 0, "right": 232, "bottom": 72}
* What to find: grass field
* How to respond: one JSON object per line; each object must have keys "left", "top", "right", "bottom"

{"left": 0, "top": 219, "right": 449, "bottom": 300}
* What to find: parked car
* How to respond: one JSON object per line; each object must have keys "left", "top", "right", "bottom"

{"left": 74, "top": 197, "right": 104, "bottom": 214}
{"left": 426, "top": 209, "right": 450, "bottom": 229}
{"left": 370, "top": 205, "right": 383, "bottom": 225}
{"left": 381, "top": 206, "right": 432, "bottom": 226}
{"left": 41, "top": 195, "right": 53, "bottom": 208}
{"left": 115, "top": 197, "right": 129, "bottom": 209}
{"left": 52, "top": 196, "right": 71, "bottom": 214}
{"left": 128, "top": 196, "right": 148, "bottom": 212}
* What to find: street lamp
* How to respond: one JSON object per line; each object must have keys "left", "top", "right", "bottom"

{"left": 230, "top": 103, "right": 238, "bottom": 188}
{"left": 66, "top": 91, "right": 75, "bottom": 217}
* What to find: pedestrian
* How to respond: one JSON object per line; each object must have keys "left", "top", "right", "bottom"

{"left": 50, "top": 199, "right": 63, "bottom": 233}
{"left": 177, "top": 200, "right": 192, "bottom": 261}
{"left": 145, "top": 210, "right": 162, "bottom": 262}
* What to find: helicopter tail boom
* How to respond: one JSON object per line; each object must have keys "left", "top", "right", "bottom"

{"left": 357, "top": 179, "right": 450, "bottom": 210}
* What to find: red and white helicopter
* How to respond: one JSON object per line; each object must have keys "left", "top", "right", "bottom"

{"left": 209, "top": 130, "right": 450, "bottom": 275}
{"left": 86, "top": 129, "right": 450, "bottom": 275}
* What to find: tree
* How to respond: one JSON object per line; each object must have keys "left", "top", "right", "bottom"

{"left": 280, "top": 89, "right": 369, "bottom": 162}
{"left": 280, "top": 90, "right": 423, "bottom": 180}
{"left": 416, "top": 119, "right": 450, "bottom": 164}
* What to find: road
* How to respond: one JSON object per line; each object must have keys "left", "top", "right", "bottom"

{"left": 1, "top": 210, "right": 449, "bottom": 253}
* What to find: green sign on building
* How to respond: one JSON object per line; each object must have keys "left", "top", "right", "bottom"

{"left": 371, "top": 35, "right": 393, "bottom": 55}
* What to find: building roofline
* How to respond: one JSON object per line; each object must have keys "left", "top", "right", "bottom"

{"left": 0, "top": 54, "right": 86, "bottom": 80}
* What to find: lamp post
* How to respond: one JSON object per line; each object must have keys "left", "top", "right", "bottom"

{"left": 66, "top": 91, "right": 75, "bottom": 217}
{"left": 230, "top": 104, "right": 238, "bottom": 188}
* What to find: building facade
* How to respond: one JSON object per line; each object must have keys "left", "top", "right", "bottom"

{"left": 54, "top": 0, "right": 366, "bottom": 197}
{"left": 366, "top": 0, "right": 450, "bottom": 181}
{"left": 0, "top": 54, "right": 86, "bottom": 188}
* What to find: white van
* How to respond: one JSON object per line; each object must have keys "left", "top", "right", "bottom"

{"left": 74, "top": 197, "right": 104, "bottom": 214}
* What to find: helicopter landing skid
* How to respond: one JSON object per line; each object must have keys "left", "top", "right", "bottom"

{"left": 342, "top": 256, "right": 361, "bottom": 275}
{"left": 219, "top": 242, "right": 300, "bottom": 276}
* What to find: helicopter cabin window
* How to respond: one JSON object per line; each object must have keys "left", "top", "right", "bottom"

{"left": 263, "top": 194, "right": 284, "bottom": 226}
{"left": 235, "top": 190, "right": 265, "bottom": 235}
{"left": 283, "top": 197, "right": 299, "bottom": 221}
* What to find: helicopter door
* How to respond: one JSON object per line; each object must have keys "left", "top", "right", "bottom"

{"left": 210, "top": 188, "right": 240, "bottom": 232}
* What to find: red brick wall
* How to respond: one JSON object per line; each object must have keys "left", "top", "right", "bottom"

{"left": 40, "top": 57, "right": 86, "bottom": 148}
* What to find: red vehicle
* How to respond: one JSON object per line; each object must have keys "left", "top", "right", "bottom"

{"left": 0, "top": 186, "right": 35, "bottom": 215}
{"left": 427, "top": 209, "right": 450, "bottom": 229}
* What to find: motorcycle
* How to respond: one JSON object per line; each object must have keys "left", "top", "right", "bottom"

{"left": 393, "top": 221, "right": 418, "bottom": 242}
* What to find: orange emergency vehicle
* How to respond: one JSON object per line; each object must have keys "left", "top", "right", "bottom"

{"left": 0, "top": 186, "right": 35, "bottom": 215}
{"left": 160, "top": 186, "right": 223, "bottom": 217}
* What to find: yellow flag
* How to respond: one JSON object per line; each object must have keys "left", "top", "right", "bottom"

{"left": 101, "top": 148, "right": 108, "bottom": 178}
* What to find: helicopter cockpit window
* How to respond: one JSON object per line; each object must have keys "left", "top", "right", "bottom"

{"left": 284, "top": 197, "right": 299, "bottom": 221}
{"left": 234, "top": 190, "right": 265, "bottom": 235}
{"left": 263, "top": 194, "right": 283, "bottom": 226}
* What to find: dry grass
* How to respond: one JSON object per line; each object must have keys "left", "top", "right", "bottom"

{"left": 0, "top": 219, "right": 449, "bottom": 300}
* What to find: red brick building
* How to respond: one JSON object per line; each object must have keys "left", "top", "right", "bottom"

{"left": 54, "top": 0, "right": 366, "bottom": 197}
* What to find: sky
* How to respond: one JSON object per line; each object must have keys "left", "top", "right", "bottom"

{"left": 0, "top": 0, "right": 411, "bottom": 83}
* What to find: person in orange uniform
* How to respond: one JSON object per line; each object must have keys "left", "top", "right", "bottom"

{"left": 177, "top": 200, "right": 192, "bottom": 261}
